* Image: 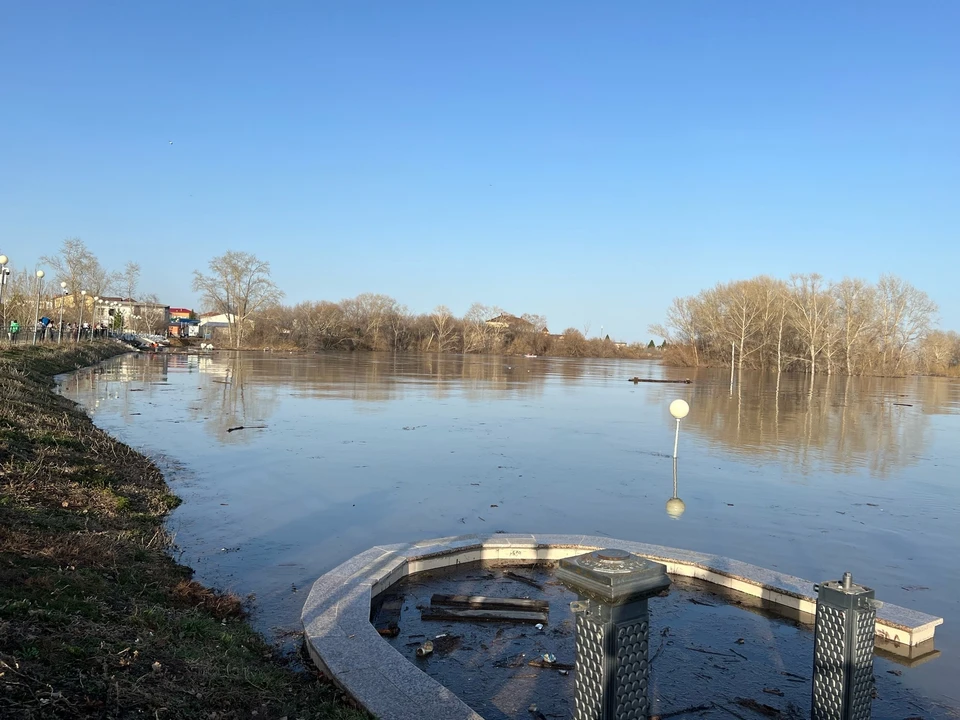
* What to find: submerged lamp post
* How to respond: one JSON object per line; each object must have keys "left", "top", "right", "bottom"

{"left": 32, "top": 270, "right": 45, "bottom": 345}
{"left": 669, "top": 399, "right": 689, "bottom": 459}
{"left": 811, "top": 572, "right": 881, "bottom": 720}
{"left": 557, "top": 549, "right": 671, "bottom": 720}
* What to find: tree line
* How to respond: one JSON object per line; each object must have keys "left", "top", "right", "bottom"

{"left": 650, "top": 273, "right": 959, "bottom": 376}
{"left": 192, "top": 251, "right": 656, "bottom": 357}
{"left": 2, "top": 239, "right": 156, "bottom": 330}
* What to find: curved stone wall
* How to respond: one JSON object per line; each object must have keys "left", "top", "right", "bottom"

{"left": 301, "top": 533, "right": 943, "bottom": 720}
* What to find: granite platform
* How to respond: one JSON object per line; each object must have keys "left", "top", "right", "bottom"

{"left": 301, "top": 533, "right": 944, "bottom": 720}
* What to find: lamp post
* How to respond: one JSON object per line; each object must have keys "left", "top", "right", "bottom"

{"left": 58, "top": 282, "right": 68, "bottom": 343}
{"left": 76, "top": 291, "right": 87, "bottom": 342}
{"left": 811, "top": 572, "right": 881, "bottom": 720}
{"left": 557, "top": 549, "right": 671, "bottom": 720}
{"left": 669, "top": 399, "right": 689, "bottom": 459}
{"left": 0, "top": 255, "right": 8, "bottom": 331}
{"left": 93, "top": 296, "right": 100, "bottom": 337}
{"left": 32, "top": 270, "right": 45, "bottom": 345}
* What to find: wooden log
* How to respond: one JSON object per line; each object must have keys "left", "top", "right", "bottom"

{"left": 504, "top": 571, "right": 545, "bottom": 590}
{"left": 420, "top": 607, "right": 548, "bottom": 624}
{"left": 628, "top": 377, "right": 692, "bottom": 384}
{"left": 430, "top": 594, "right": 549, "bottom": 612}
{"left": 527, "top": 658, "right": 575, "bottom": 670}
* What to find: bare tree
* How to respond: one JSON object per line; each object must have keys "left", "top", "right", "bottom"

{"left": 138, "top": 293, "right": 169, "bottom": 335}
{"left": 789, "top": 273, "right": 835, "bottom": 379}
{"left": 40, "top": 238, "right": 115, "bottom": 323}
{"left": 833, "top": 278, "right": 875, "bottom": 375}
{"left": 192, "top": 251, "right": 283, "bottom": 348}
{"left": 918, "top": 330, "right": 960, "bottom": 374}
{"left": 432, "top": 305, "right": 457, "bottom": 353}
{"left": 120, "top": 261, "right": 141, "bottom": 300}
{"left": 710, "top": 280, "right": 765, "bottom": 371}
{"left": 650, "top": 296, "right": 704, "bottom": 366}
{"left": 875, "top": 275, "right": 938, "bottom": 374}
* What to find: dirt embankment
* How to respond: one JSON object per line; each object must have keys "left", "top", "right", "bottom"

{"left": 0, "top": 342, "right": 365, "bottom": 719}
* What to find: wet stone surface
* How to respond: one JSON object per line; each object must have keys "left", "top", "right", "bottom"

{"left": 377, "top": 563, "right": 945, "bottom": 720}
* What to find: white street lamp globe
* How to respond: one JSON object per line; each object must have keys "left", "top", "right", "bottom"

{"left": 669, "top": 399, "right": 690, "bottom": 420}
{"left": 60, "top": 281, "right": 67, "bottom": 289}
{"left": 81, "top": 290, "right": 87, "bottom": 296}
{"left": 666, "top": 497, "right": 686, "bottom": 518}
{"left": 36, "top": 270, "right": 45, "bottom": 279}
{"left": 0, "top": 255, "right": 7, "bottom": 266}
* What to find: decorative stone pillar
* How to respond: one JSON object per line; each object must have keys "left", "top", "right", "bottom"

{"left": 812, "top": 572, "right": 881, "bottom": 720}
{"left": 556, "top": 549, "right": 671, "bottom": 720}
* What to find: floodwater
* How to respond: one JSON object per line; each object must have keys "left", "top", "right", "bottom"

{"left": 381, "top": 564, "right": 932, "bottom": 719}
{"left": 59, "top": 352, "right": 960, "bottom": 714}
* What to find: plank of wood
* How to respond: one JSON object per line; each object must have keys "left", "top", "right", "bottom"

{"left": 420, "top": 607, "right": 548, "bottom": 624}
{"left": 504, "top": 571, "right": 545, "bottom": 590}
{"left": 527, "top": 658, "right": 575, "bottom": 670}
{"left": 430, "top": 594, "right": 549, "bottom": 612}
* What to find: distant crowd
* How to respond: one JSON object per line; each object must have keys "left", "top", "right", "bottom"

{"left": 6, "top": 318, "right": 112, "bottom": 343}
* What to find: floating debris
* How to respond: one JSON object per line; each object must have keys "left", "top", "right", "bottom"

{"left": 226, "top": 425, "right": 268, "bottom": 433}
{"left": 504, "top": 571, "right": 545, "bottom": 591}
{"left": 416, "top": 640, "right": 434, "bottom": 657}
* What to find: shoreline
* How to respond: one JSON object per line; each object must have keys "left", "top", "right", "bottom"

{"left": 0, "top": 342, "right": 365, "bottom": 719}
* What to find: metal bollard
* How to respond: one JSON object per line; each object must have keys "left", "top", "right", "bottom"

{"left": 812, "top": 572, "right": 881, "bottom": 720}
{"left": 556, "top": 549, "right": 671, "bottom": 720}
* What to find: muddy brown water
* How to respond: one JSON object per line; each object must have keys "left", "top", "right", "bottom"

{"left": 59, "top": 352, "right": 960, "bottom": 714}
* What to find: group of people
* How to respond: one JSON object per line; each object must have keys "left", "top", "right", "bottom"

{"left": 6, "top": 318, "right": 111, "bottom": 343}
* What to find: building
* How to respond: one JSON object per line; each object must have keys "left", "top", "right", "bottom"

{"left": 485, "top": 313, "right": 533, "bottom": 331}
{"left": 167, "top": 307, "right": 198, "bottom": 337}
{"left": 93, "top": 297, "right": 170, "bottom": 333}
{"left": 198, "top": 312, "right": 234, "bottom": 339}
{"left": 485, "top": 313, "right": 549, "bottom": 334}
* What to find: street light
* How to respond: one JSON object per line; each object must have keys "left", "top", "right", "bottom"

{"left": 77, "top": 290, "right": 87, "bottom": 342}
{"left": 58, "top": 281, "right": 68, "bottom": 343}
{"left": 669, "top": 398, "right": 689, "bottom": 459}
{"left": 32, "top": 270, "right": 45, "bottom": 345}
{"left": 0, "top": 254, "right": 8, "bottom": 331}
{"left": 93, "top": 296, "right": 100, "bottom": 337}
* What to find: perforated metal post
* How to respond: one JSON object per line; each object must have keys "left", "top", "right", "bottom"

{"left": 557, "top": 549, "right": 670, "bottom": 720}
{"left": 812, "top": 572, "right": 880, "bottom": 720}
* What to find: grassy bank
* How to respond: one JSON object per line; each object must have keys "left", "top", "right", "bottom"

{"left": 0, "top": 342, "right": 365, "bottom": 719}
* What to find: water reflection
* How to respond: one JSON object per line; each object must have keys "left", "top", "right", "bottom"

{"left": 666, "top": 459, "right": 685, "bottom": 518}
{"left": 70, "top": 353, "right": 960, "bottom": 477}
{"left": 641, "top": 370, "right": 960, "bottom": 477}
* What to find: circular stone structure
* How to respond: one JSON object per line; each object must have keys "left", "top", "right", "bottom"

{"left": 301, "top": 533, "right": 943, "bottom": 720}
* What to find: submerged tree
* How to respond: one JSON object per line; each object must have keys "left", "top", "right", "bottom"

{"left": 652, "top": 272, "right": 946, "bottom": 377}
{"left": 192, "top": 251, "right": 283, "bottom": 348}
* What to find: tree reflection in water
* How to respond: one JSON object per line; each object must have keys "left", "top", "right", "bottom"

{"left": 640, "top": 369, "right": 958, "bottom": 478}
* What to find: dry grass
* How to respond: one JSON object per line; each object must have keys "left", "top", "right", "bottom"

{"left": 0, "top": 342, "right": 368, "bottom": 719}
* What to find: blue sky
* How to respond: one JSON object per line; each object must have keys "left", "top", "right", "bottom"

{"left": 2, "top": 1, "right": 958, "bottom": 340}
